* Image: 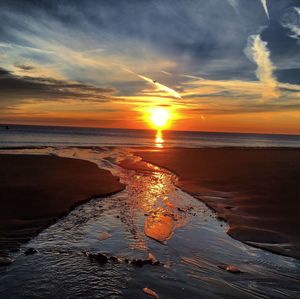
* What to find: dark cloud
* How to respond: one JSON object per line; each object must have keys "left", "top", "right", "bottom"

{"left": 0, "top": 67, "right": 116, "bottom": 103}
{"left": 14, "top": 63, "right": 35, "bottom": 71}
{"left": 0, "top": 68, "right": 10, "bottom": 76}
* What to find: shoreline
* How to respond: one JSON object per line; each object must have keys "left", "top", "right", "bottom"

{"left": 0, "top": 154, "right": 125, "bottom": 253}
{"left": 132, "top": 147, "right": 300, "bottom": 259}
{"left": 1, "top": 147, "right": 300, "bottom": 260}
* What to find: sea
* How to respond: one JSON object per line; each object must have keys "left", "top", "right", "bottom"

{"left": 1, "top": 124, "right": 300, "bottom": 148}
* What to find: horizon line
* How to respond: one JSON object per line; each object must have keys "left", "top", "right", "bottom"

{"left": 1, "top": 122, "right": 300, "bottom": 137}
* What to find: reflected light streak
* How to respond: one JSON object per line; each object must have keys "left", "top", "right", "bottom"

{"left": 155, "top": 130, "right": 164, "bottom": 148}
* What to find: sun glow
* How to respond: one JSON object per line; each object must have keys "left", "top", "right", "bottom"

{"left": 149, "top": 107, "right": 171, "bottom": 129}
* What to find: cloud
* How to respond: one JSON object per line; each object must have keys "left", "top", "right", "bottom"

{"left": 184, "top": 101, "right": 300, "bottom": 115}
{"left": 14, "top": 63, "right": 35, "bottom": 71}
{"left": 0, "top": 0, "right": 259, "bottom": 84}
{"left": 281, "top": 7, "right": 300, "bottom": 45}
{"left": 177, "top": 72, "right": 300, "bottom": 117}
{"left": 227, "top": 0, "right": 239, "bottom": 13}
{"left": 0, "top": 67, "right": 116, "bottom": 106}
{"left": 245, "top": 34, "right": 279, "bottom": 100}
{"left": 260, "top": 0, "right": 270, "bottom": 20}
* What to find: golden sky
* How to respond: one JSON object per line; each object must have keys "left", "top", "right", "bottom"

{"left": 0, "top": 0, "right": 300, "bottom": 134}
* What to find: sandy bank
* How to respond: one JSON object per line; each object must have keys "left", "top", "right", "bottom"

{"left": 0, "top": 154, "right": 124, "bottom": 251}
{"left": 132, "top": 147, "right": 300, "bottom": 259}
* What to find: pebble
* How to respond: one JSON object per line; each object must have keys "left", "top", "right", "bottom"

{"left": 89, "top": 253, "right": 108, "bottom": 264}
{"left": 218, "top": 264, "right": 242, "bottom": 274}
{"left": 84, "top": 252, "right": 163, "bottom": 268}
{"left": 98, "top": 231, "right": 112, "bottom": 241}
{"left": 225, "top": 265, "right": 242, "bottom": 273}
{"left": 0, "top": 255, "right": 14, "bottom": 266}
{"left": 24, "top": 248, "right": 37, "bottom": 255}
{"left": 131, "top": 259, "right": 144, "bottom": 267}
{"left": 109, "top": 256, "right": 120, "bottom": 263}
{"left": 143, "top": 287, "right": 160, "bottom": 299}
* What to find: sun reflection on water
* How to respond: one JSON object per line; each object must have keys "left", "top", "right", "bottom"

{"left": 155, "top": 130, "right": 164, "bottom": 148}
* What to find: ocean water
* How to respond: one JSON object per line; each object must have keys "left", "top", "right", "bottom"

{"left": 1, "top": 124, "right": 300, "bottom": 148}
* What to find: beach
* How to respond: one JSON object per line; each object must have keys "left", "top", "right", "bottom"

{"left": 1, "top": 148, "right": 299, "bottom": 259}
{"left": 0, "top": 147, "right": 299, "bottom": 298}
{"left": 133, "top": 147, "right": 300, "bottom": 259}
{"left": 0, "top": 154, "right": 124, "bottom": 252}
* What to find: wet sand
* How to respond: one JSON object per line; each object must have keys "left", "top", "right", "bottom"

{"left": 1, "top": 147, "right": 299, "bottom": 298}
{"left": 0, "top": 154, "right": 124, "bottom": 251}
{"left": 133, "top": 147, "right": 300, "bottom": 259}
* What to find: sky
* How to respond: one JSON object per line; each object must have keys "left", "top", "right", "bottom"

{"left": 0, "top": 0, "right": 300, "bottom": 134}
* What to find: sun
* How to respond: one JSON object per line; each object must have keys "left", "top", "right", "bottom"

{"left": 149, "top": 107, "right": 171, "bottom": 129}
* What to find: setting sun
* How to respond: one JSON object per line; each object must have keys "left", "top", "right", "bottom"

{"left": 149, "top": 107, "right": 171, "bottom": 129}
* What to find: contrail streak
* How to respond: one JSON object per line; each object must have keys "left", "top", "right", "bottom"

{"left": 260, "top": 0, "right": 269, "bottom": 19}
{"left": 138, "top": 75, "right": 181, "bottom": 99}
{"left": 121, "top": 66, "right": 181, "bottom": 99}
{"left": 181, "top": 74, "right": 205, "bottom": 80}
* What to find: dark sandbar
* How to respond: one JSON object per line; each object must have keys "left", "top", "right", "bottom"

{"left": 0, "top": 154, "right": 124, "bottom": 251}
{"left": 133, "top": 148, "right": 300, "bottom": 259}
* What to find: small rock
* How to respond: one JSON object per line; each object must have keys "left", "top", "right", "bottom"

{"left": 148, "top": 253, "right": 156, "bottom": 262}
{"left": 82, "top": 251, "right": 90, "bottom": 257}
{"left": 225, "top": 265, "right": 242, "bottom": 273}
{"left": 98, "top": 231, "right": 112, "bottom": 241}
{"left": 89, "top": 253, "right": 108, "bottom": 264}
{"left": 142, "top": 259, "right": 153, "bottom": 265}
{"left": 218, "top": 264, "right": 242, "bottom": 274}
{"left": 131, "top": 259, "right": 143, "bottom": 267}
{"left": 95, "top": 253, "right": 108, "bottom": 264}
{"left": 153, "top": 261, "right": 161, "bottom": 266}
{"left": 143, "top": 287, "right": 160, "bottom": 299}
{"left": 0, "top": 255, "right": 14, "bottom": 266}
{"left": 109, "top": 256, "right": 119, "bottom": 263}
{"left": 24, "top": 248, "right": 37, "bottom": 255}
{"left": 124, "top": 258, "right": 129, "bottom": 264}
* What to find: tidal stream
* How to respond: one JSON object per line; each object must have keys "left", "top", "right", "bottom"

{"left": 0, "top": 147, "right": 299, "bottom": 298}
